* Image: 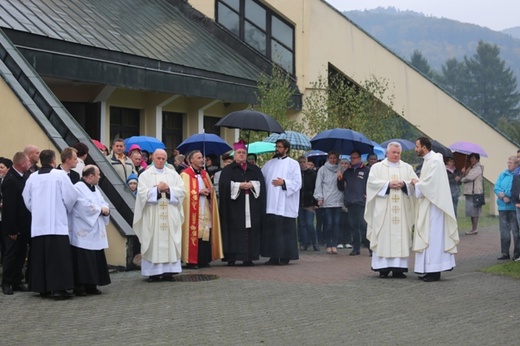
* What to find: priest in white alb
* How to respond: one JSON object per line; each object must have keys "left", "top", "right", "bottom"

{"left": 69, "top": 165, "right": 111, "bottom": 295}
{"left": 411, "top": 137, "right": 459, "bottom": 282}
{"left": 365, "top": 142, "right": 417, "bottom": 278}
{"left": 133, "top": 149, "right": 186, "bottom": 282}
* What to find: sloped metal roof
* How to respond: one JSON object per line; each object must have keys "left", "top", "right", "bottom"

{"left": 0, "top": 0, "right": 263, "bottom": 81}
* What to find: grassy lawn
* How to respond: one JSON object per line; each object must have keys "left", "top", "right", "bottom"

{"left": 456, "top": 182, "right": 520, "bottom": 279}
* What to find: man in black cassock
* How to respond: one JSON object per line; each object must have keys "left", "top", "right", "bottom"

{"left": 219, "top": 140, "right": 266, "bottom": 266}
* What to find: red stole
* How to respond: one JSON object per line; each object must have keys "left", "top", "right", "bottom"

{"left": 184, "top": 167, "right": 212, "bottom": 264}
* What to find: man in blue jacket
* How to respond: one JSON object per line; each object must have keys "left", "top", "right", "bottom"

{"left": 495, "top": 156, "right": 520, "bottom": 260}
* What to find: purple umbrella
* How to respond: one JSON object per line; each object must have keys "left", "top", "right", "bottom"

{"left": 449, "top": 141, "right": 488, "bottom": 157}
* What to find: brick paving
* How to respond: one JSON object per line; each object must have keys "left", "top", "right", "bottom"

{"left": 1, "top": 223, "right": 520, "bottom": 345}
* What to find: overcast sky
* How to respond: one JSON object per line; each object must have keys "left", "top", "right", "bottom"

{"left": 325, "top": 0, "right": 519, "bottom": 31}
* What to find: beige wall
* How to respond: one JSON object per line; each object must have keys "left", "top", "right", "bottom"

{"left": 1, "top": 77, "right": 132, "bottom": 265}
{"left": 0, "top": 78, "right": 59, "bottom": 156}
{"left": 188, "top": 0, "right": 517, "bottom": 184}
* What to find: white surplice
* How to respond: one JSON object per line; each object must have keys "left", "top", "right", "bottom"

{"left": 69, "top": 181, "right": 110, "bottom": 250}
{"left": 261, "top": 157, "right": 301, "bottom": 218}
{"left": 23, "top": 169, "right": 78, "bottom": 237}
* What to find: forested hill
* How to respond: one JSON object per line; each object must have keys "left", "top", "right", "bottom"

{"left": 344, "top": 7, "right": 520, "bottom": 81}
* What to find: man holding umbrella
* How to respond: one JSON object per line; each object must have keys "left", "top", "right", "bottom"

{"left": 261, "top": 139, "right": 301, "bottom": 265}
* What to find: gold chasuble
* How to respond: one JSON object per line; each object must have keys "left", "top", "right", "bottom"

{"left": 181, "top": 167, "right": 223, "bottom": 264}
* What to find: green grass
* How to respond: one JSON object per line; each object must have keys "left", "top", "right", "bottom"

{"left": 482, "top": 261, "right": 520, "bottom": 279}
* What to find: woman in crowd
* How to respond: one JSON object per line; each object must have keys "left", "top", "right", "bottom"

{"left": 313, "top": 151, "right": 343, "bottom": 254}
{"left": 461, "top": 153, "right": 484, "bottom": 235}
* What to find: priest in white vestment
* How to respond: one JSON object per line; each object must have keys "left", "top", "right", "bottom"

{"left": 133, "top": 149, "right": 186, "bottom": 282}
{"left": 365, "top": 142, "right": 417, "bottom": 278}
{"left": 22, "top": 149, "right": 79, "bottom": 299}
{"left": 69, "top": 165, "right": 111, "bottom": 295}
{"left": 412, "top": 137, "right": 459, "bottom": 282}
{"left": 261, "top": 139, "right": 301, "bottom": 265}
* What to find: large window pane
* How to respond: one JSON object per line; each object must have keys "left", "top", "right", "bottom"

{"left": 220, "top": 0, "right": 240, "bottom": 12}
{"left": 272, "top": 16, "right": 293, "bottom": 50}
{"left": 245, "top": 0, "right": 266, "bottom": 30}
{"left": 272, "top": 40, "right": 293, "bottom": 73}
{"left": 245, "top": 21, "right": 266, "bottom": 54}
{"left": 218, "top": 3, "right": 240, "bottom": 36}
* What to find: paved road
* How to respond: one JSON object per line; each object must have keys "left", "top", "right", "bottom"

{"left": 1, "top": 224, "right": 519, "bottom": 345}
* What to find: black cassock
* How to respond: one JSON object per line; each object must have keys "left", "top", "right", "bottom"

{"left": 218, "top": 162, "right": 266, "bottom": 262}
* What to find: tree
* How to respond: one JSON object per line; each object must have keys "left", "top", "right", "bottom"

{"left": 247, "top": 65, "right": 303, "bottom": 143}
{"left": 410, "top": 50, "right": 436, "bottom": 79}
{"left": 302, "top": 69, "right": 420, "bottom": 144}
{"left": 463, "top": 41, "right": 520, "bottom": 124}
{"left": 437, "top": 41, "right": 520, "bottom": 125}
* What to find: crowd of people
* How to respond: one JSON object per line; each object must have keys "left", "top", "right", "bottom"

{"left": 0, "top": 135, "right": 513, "bottom": 299}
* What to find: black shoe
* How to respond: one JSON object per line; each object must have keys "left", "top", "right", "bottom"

{"left": 265, "top": 259, "right": 280, "bottom": 265}
{"left": 40, "top": 291, "right": 51, "bottom": 298}
{"left": 279, "top": 259, "right": 290, "bottom": 265}
{"left": 12, "top": 283, "right": 28, "bottom": 292}
{"left": 497, "top": 255, "right": 510, "bottom": 260}
{"left": 74, "top": 290, "right": 87, "bottom": 297}
{"left": 313, "top": 245, "right": 319, "bottom": 251}
{"left": 2, "top": 285, "right": 13, "bottom": 295}
{"left": 184, "top": 264, "right": 199, "bottom": 270}
{"left": 147, "top": 275, "right": 162, "bottom": 282}
{"left": 392, "top": 272, "right": 407, "bottom": 279}
{"left": 51, "top": 290, "right": 73, "bottom": 300}
{"left": 86, "top": 288, "right": 102, "bottom": 295}
{"left": 422, "top": 273, "right": 441, "bottom": 282}
{"left": 242, "top": 261, "right": 254, "bottom": 266}
{"left": 418, "top": 275, "right": 427, "bottom": 280}
{"left": 198, "top": 263, "right": 211, "bottom": 268}
{"left": 379, "top": 270, "right": 390, "bottom": 278}
{"left": 349, "top": 250, "right": 360, "bottom": 256}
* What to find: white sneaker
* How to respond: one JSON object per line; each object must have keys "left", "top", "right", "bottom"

{"left": 337, "top": 244, "right": 344, "bottom": 249}
{"left": 345, "top": 244, "right": 353, "bottom": 249}
{"left": 515, "top": 256, "right": 520, "bottom": 262}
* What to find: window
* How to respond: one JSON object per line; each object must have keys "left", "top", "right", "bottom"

{"left": 216, "top": 0, "right": 295, "bottom": 74}
{"left": 203, "top": 116, "right": 221, "bottom": 136}
{"left": 110, "top": 107, "right": 140, "bottom": 141}
{"left": 162, "top": 112, "right": 184, "bottom": 154}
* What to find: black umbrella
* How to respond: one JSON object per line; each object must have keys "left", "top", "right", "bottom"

{"left": 431, "top": 140, "right": 453, "bottom": 158}
{"left": 215, "top": 110, "right": 284, "bottom": 134}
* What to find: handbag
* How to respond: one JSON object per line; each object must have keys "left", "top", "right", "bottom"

{"left": 472, "top": 176, "right": 485, "bottom": 207}
{"left": 472, "top": 193, "right": 485, "bottom": 207}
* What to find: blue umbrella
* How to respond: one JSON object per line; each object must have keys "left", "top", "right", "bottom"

{"left": 176, "top": 133, "right": 232, "bottom": 156}
{"left": 125, "top": 136, "right": 166, "bottom": 153}
{"left": 310, "top": 128, "right": 373, "bottom": 155}
{"left": 264, "top": 131, "right": 312, "bottom": 150}
{"left": 380, "top": 139, "right": 415, "bottom": 151}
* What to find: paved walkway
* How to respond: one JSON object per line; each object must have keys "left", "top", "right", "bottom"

{"left": 1, "top": 223, "right": 519, "bottom": 345}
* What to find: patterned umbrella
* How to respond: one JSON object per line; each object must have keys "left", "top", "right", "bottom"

{"left": 263, "top": 131, "right": 311, "bottom": 150}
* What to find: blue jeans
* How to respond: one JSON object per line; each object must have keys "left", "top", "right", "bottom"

{"left": 500, "top": 209, "right": 520, "bottom": 258}
{"left": 322, "top": 207, "right": 341, "bottom": 248}
{"left": 298, "top": 207, "right": 317, "bottom": 247}
{"left": 316, "top": 208, "right": 324, "bottom": 244}
{"left": 348, "top": 204, "right": 368, "bottom": 252}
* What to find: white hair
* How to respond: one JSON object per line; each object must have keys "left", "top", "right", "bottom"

{"left": 386, "top": 141, "right": 402, "bottom": 152}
